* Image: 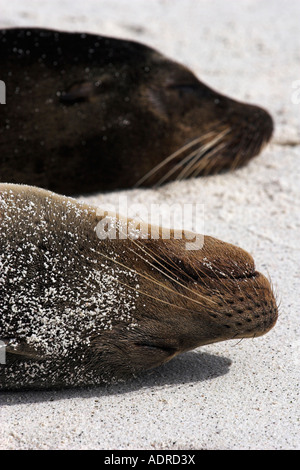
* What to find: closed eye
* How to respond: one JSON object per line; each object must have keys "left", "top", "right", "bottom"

{"left": 167, "top": 82, "right": 214, "bottom": 100}
{"left": 167, "top": 83, "right": 200, "bottom": 94}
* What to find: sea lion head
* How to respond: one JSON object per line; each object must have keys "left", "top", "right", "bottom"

{"left": 56, "top": 38, "right": 274, "bottom": 189}
{"left": 132, "top": 52, "right": 274, "bottom": 186}
{"left": 0, "top": 28, "right": 274, "bottom": 194}
{"left": 0, "top": 184, "right": 278, "bottom": 389}
{"left": 58, "top": 44, "right": 274, "bottom": 189}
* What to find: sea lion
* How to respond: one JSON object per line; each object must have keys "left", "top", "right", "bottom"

{"left": 0, "top": 184, "right": 278, "bottom": 390}
{"left": 0, "top": 28, "right": 273, "bottom": 195}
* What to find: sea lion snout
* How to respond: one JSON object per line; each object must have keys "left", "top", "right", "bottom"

{"left": 224, "top": 100, "right": 274, "bottom": 150}
{"left": 180, "top": 239, "right": 278, "bottom": 340}
{"left": 135, "top": 61, "right": 275, "bottom": 185}
{"left": 126, "top": 235, "right": 278, "bottom": 362}
{"left": 237, "top": 103, "right": 274, "bottom": 138}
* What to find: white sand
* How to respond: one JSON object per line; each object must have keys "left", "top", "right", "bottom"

{"left": 0, "top": 0, "right": 299, "bottom": 450}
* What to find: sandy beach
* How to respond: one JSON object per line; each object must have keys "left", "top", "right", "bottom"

{"left": 0, "top": 0, "right": 299, "bottom": 449}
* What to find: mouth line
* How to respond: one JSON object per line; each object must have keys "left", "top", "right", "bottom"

{"left": 179, "top": 267, "right": 260, "bottom": 285}
{"left": 134, "top": 341, "right": 178, "bottom": 356}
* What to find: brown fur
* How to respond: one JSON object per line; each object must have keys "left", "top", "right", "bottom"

{"left": 0, "top": 184, "right": 278, "bottom": 390}
{"left": 0, "top": 28, "right": 273, "bottom": 195}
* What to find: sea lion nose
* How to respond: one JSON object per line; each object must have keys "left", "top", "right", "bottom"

{"left": 226, "top": 272, "right": 279, "bottom": 339}
{"left": 196, "top": 239, "right": 278, "bottom": 337}
{"left": 228, "top": 101, "right": 274, "bottom": 142}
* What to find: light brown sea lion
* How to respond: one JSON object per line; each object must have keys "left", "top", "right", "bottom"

{"left": 0, "top": 28, "right": 273, "bottom": 195}
{"left": 0, "top": 184, "right": 278, "bottom": 390}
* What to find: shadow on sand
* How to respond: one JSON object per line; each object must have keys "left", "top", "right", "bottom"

{"left": 0, "top": 350, "right": 232, "bottom": 406}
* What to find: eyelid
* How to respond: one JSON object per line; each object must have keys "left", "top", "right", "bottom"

{"left": 167, "top": 83, "right": 200, "bottom": 92}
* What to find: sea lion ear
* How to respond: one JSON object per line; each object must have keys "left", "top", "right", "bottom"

{"left": 58, "top": 77, "right": 110, "bottom": 105}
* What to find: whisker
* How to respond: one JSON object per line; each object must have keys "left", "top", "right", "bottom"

{"left": 130, "top": 227, "right": 245, "bottom": 311}
{"left": 141, "top": 239, "right": 204, "bottom": 284}
{"left": 177, "top": 129, "right": 231, "bottom": 181}
{"left": 154, "top": 244, "right": 230, "bottom": 309}
{"left": 230, "top": 132, "right": 255, "bottom": 170}
{"left": 90, "top": 239, "right": 218, "bottom": 312}
{"left": 127, "top": 239, "right": 218, "bottom": 307}
{"left": 115, "top": 222, "right": 226, "bottom": 311}
{"left": 156, "top": 128, "right": 230, "bottom": 186}
{"left": 232, "top": 337, "right": 245, "bottom": 346}
{"left": 197, "top": 258, "right": 236, "bottom": 301}
{"left": 106, "top": 273, "right": 197, "bottom": 313}
{"left": 189, "top": 141, "right": 229, "bottom": 178}
{"left": 134, "top": 129, "right": 219, "bottom": 187}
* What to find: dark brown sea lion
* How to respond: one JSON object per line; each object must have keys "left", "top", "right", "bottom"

{"left": 0, "top": 184, "right": 278, "bottom": 390}
{"left": 0, "top": 28, "right": 273, "bottom": 195}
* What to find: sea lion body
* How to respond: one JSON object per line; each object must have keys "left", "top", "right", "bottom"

{"left": 0, "top": 28, "right": 273, "bottom": 194}
{"left": 0, "top": 184, "right": 278, "bottom": 390}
